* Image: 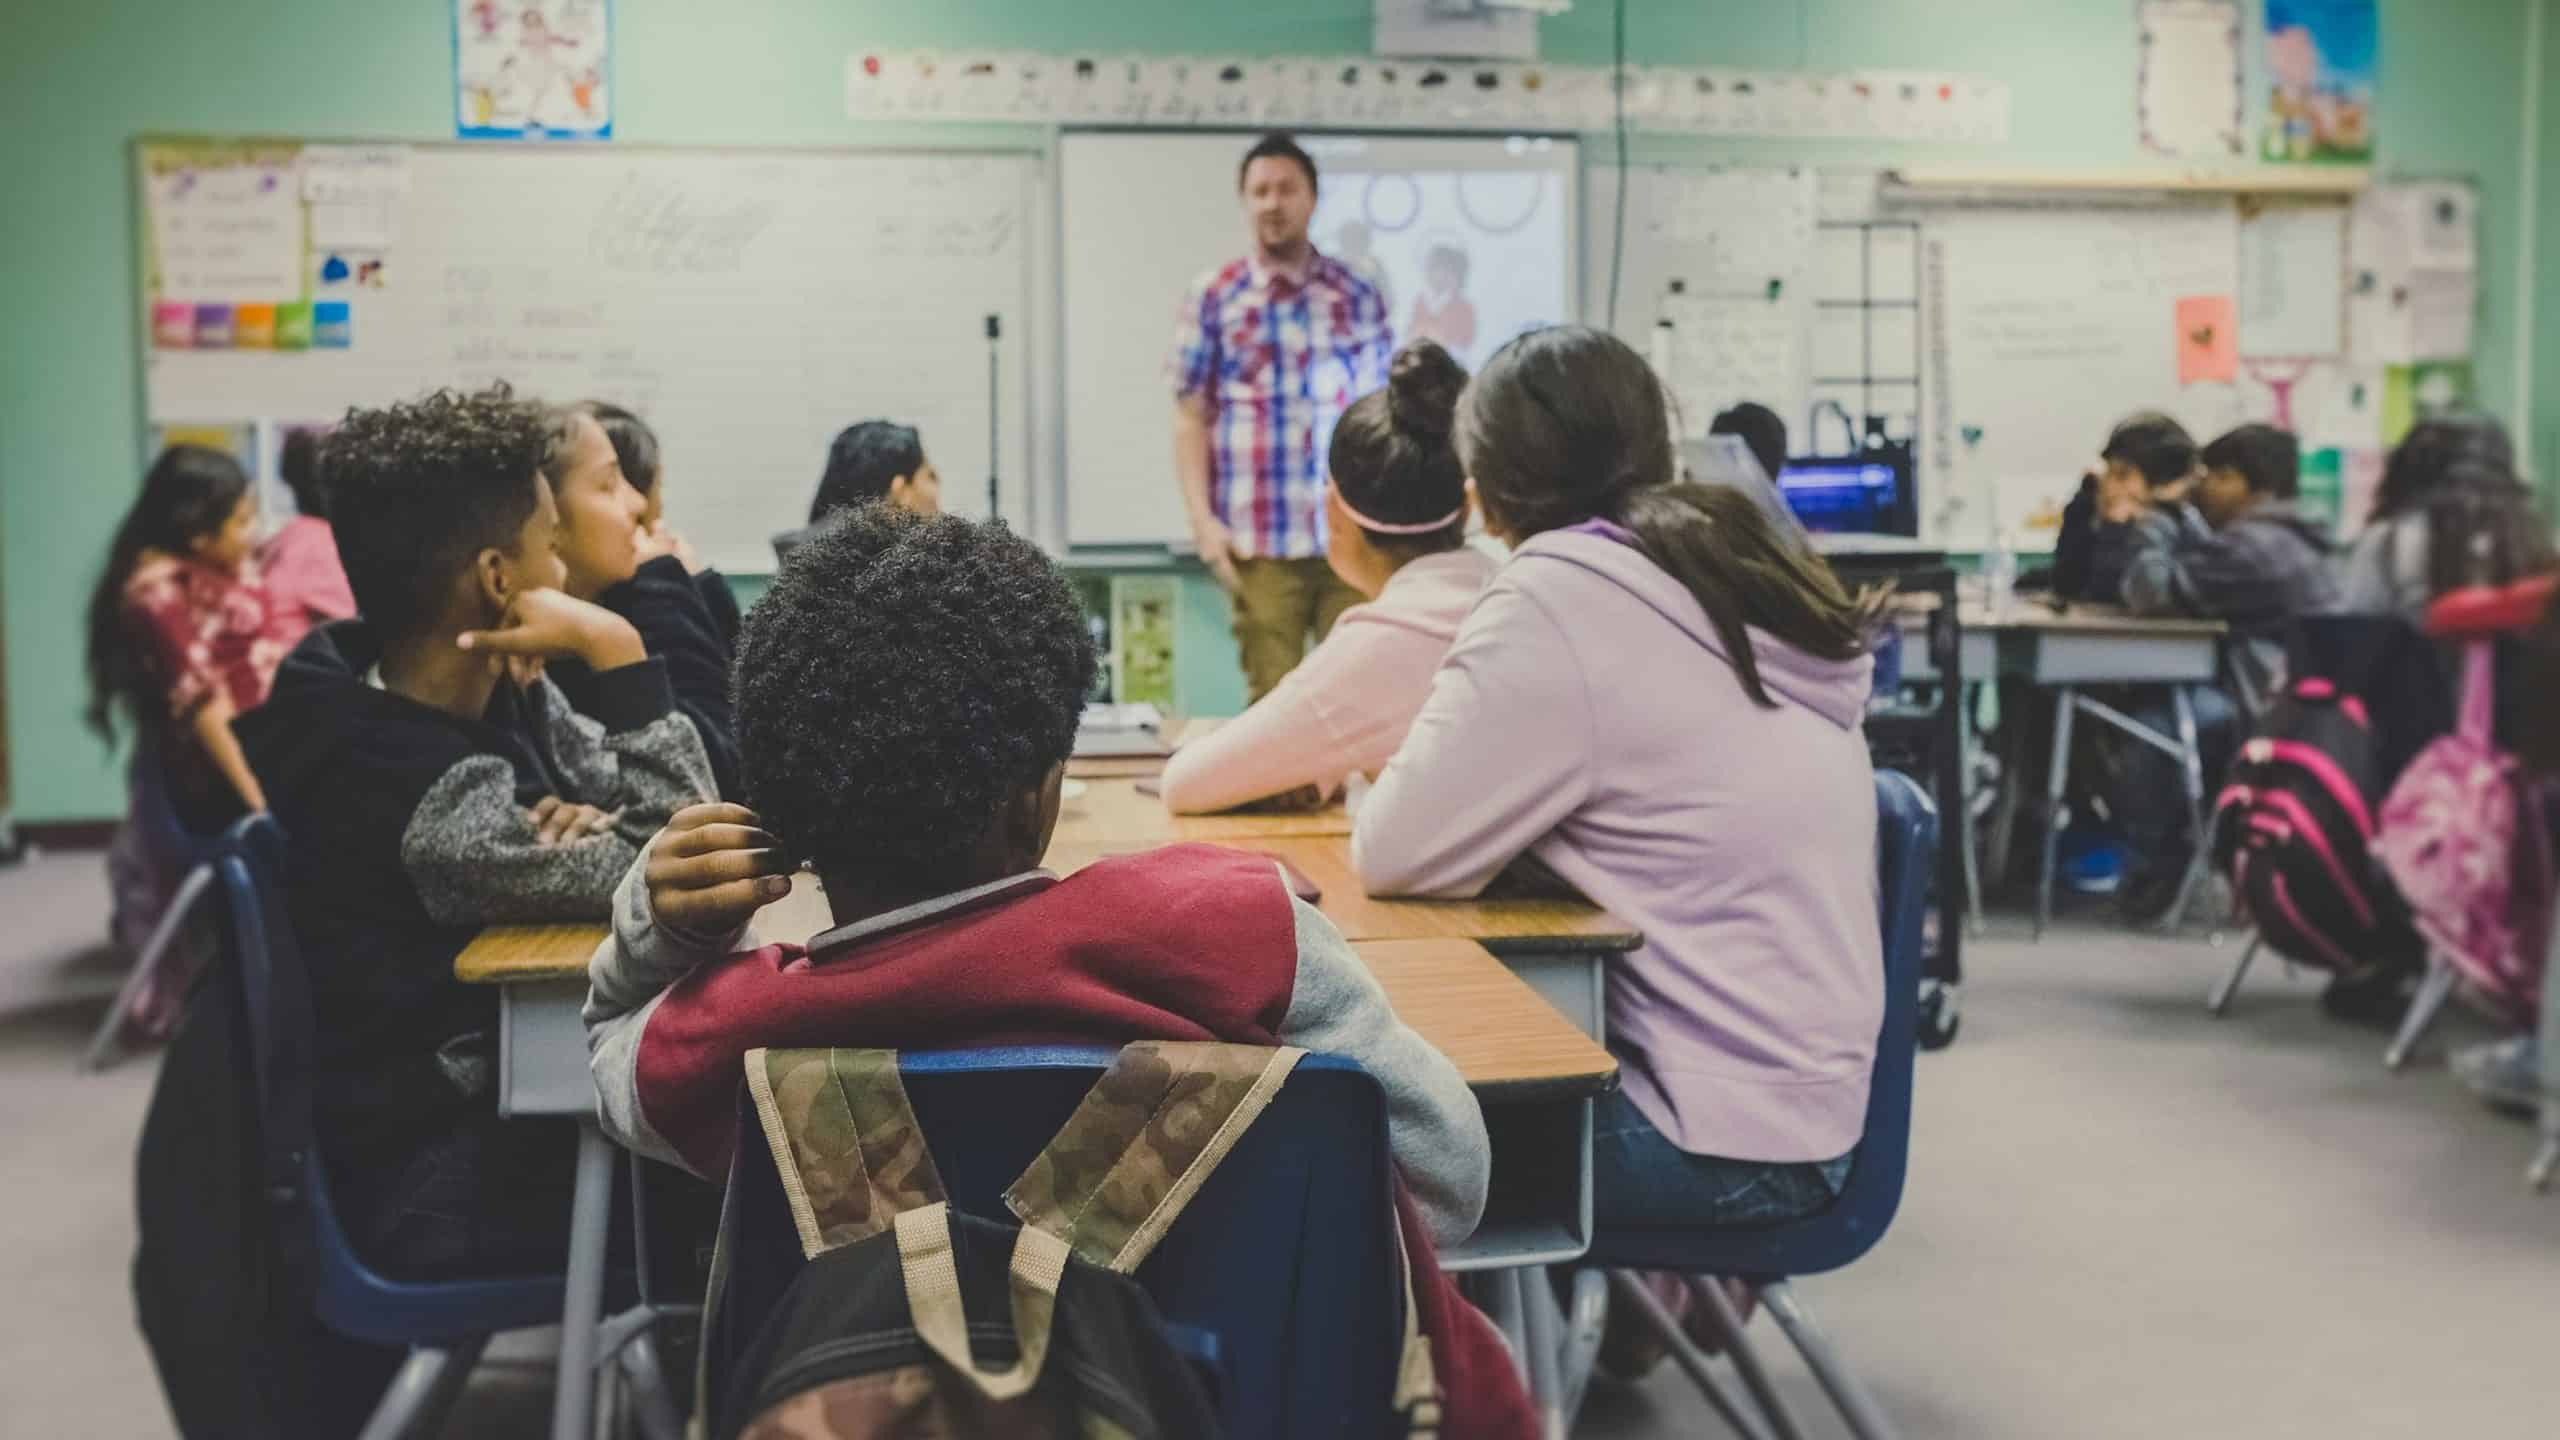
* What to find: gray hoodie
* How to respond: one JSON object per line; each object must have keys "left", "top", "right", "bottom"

{"left": 1354, "top": 522, "right": 1882, "bottom": 1163}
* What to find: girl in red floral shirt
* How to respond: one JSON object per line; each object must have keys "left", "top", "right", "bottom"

{"left": 85, "top": 446, "right": 293, "bottom": 953}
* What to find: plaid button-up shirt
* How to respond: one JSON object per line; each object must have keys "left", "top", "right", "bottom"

{"left": 1168, "top": 251, "right": 1393, "bottom": 560}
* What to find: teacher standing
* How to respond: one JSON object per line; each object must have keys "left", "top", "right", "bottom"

{"left": 1169, "top": 133, "right": 1394, "bottom": 701}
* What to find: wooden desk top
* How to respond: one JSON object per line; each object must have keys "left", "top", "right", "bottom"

{"left": 455, "top": 914, "right": 1612, "bottom": 1099}
{"left": 1054, "top": 778, "right": 1352, "bottom": 849}
{"left": 1042, "top": 834, "right": 1642, "bottom": 954}
{"left": 1357, "top": 939, "right": 1616, "bottom": 1099}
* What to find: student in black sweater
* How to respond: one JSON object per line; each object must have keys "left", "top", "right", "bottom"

{"left": 541, "top": 403, "right": 743, "bottom": 798}
{"left": 234, "top": 384, "right": 715, "bottom": 1281}
{"left": 579, "top": 400, "right": 745, "bottom": 647}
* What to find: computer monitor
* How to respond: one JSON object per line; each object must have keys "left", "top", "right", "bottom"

{"left": 1777, "top": 449, "right": 1916, "bottom": 536}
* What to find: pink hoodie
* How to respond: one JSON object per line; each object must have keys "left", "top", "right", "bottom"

{"left": 1354, "top": 526, "right": 1880, "bottom": 1162}
{"left": 1162, "top": 547, "right": 1495, "bottom": 814}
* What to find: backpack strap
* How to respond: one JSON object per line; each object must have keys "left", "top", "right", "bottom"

{"left": 2457, "top": 639, "right": 2495, "bottom": 743}
{"left": 892, "top": 1201, "right": 1073, "bottom": 1402}
{"left": 743, "top": 1047, "right": 947, "bottom": 1259}
{"left": 1006, "top": 1042, "right": 1306, "bottom": 1272}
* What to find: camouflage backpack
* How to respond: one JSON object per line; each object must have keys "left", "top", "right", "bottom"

{"left": 698, "top": 1042, "right": 1440, "bottom": 1440}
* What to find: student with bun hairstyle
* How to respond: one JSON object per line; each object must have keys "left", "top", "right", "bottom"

{"left": 1357, "top": 326, "right": 1882, "bottom": 1244}
{"left": 1160, "top": 341, "right": 1494, "bottom": 814}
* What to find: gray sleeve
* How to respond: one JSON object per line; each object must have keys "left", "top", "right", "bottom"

{"left": 400, "top": 756, "right": 648, "bottom": 926}
{"left": 2119, "top": 508, "right": 2204, "bottom": 615}
{"left": 1274, "top": 893, "right": 1490, "bottom": 1246}
{"left": 2335, "top": 516, "right": 2432, "bottom": 619}
{"left": 527, "top": 673, "right": 717, "bottom": 846}
{"left": 582, "top": 839, "right": 759, "bottom": 1174}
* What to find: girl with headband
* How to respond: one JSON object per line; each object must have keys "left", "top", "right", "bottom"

{"left": 1160, "top": 340, "right": 1494, "bottom": 814}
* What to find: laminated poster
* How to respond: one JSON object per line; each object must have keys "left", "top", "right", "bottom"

{"left": 456, "top": 0, "right": 612, "bottom": 140}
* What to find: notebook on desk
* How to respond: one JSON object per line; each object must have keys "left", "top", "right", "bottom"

{"left": 1074, "top": 702, "right": 1172, "bottom": 759}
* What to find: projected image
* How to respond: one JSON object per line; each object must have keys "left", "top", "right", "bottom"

{"left": 1311, "top": 156, "right": 1570, "bottom": 371}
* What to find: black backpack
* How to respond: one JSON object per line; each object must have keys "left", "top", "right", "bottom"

{"left": 701, "top": 1043, "right": 1438, "bottom": 1440}
{"left": 2211, "top": 617, "right": 2447, "bottom": 976}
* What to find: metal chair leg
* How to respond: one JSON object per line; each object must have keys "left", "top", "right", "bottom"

{"left": 1759, "top": 1281, "right": 1900, "bottom": 1440}
{"left": 618, "top": 1332, "right": 685, "bottom": 1440}
{"left": 2035, "top": 688, "right": 2078, "bottom": 939}
{"left": 1516, "top": 1268, "right": 1566, "bottom": 1439}
{"left": 2208, "top": 935, "right": 2262, "bottom": 1016}
{"left": 81, "top": 862, "right": 215, "bottom": 1072}
{"left": 1606, "top": 1271, "right": 1777, "bottom": 1440}
{"left": 1690, "top": 1278, "right": 1809, "bottom": 1440}
{"left": 2531, "top": 1134, "right": 2558, "bottom": 1193}
{"left": 355, "top": 1336, "right": 487, "bottom": 1440}
{"left": 2384, "top": 956, "right": 2457, "bottom": 1071}
{"left": 1957, "top": 683, "right": 1985, "bottom": 936}
{"left": 1554, "top": 1268, "right": 1609, "bottom": 1428}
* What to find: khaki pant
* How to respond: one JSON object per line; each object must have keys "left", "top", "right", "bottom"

{"left": 1230, "top": 556, "right": 1365, "bottom": 702}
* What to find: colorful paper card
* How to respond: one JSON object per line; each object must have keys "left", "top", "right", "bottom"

{"left": 274, "top": 301, "right": 314, "bottom": 350}
{"left": 231, "top": 303, "right": 276, "bottom": 349}
{"left": 312, "top": 301, "right": 352, "bottom": 348}
{"left": 2176, "top": 294, "right": 2239, "bottom": 383}
{"left": 193, "top": 304, "right": 235, "bottom": 348}
{"left": 152, "top": 301, "right": 195, "bottom": 349}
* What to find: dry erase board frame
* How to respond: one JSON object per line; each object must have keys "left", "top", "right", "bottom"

{"left": 1054, "top": 125, "right": 1582, "bottom": 552}
{"left": 132, "top": 136, "right": 1045, "bottom": 574}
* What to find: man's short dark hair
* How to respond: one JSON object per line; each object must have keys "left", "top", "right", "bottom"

{"left": 1238, "top": 132, "right": 1317, "bottom": 193}
{"left": 324, "top": 384, "right": 551, "bottom": 645}
{"left": 810, "top": 421, "right": 924, "bottom": 525}
{"left": 2102, "top": 412, "right": 2200, "bottom": 489}
{"left": 734, "top": 508, "right": 1097, "bottom": 889}
{"left": 2201, "top": 423, "right": 2301, "bottom": 500}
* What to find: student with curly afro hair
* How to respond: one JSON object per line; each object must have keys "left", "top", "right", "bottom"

{"left": 228, "top": 383, "right": 716, "bottom": 1292}
{"left": 585, "top": 506, "right": 1536, "bottom": 1438}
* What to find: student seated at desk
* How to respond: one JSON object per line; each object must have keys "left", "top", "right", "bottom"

{"left": 1351, "top": 327, "right": 1880, "bottom": 1353}
{"left": 232, "top": 385, "right": 716, "bottom": 1281}
{"left": 769, "top": 418, "right": 941, "bottom": 565}
{"left": 2107, "top": 423, "right": 2339, "bottom": 917}
{"left": 578, "top": 399, "right": 745, "bottom": 649}
{"left": 582, "top": 506, "right": 1534, "bottom": 1438}
{"left": 540, "top": 403, "right": 744, "bottom": 798}
{"left": 2336, "top": 415, "right": 2554, "bottom": 619}
{"left": 2045, "top": 412, "right": 2200, "bottom": 602}
{"left": 1161, "top": 341, "right": 1493, "bottom": 813}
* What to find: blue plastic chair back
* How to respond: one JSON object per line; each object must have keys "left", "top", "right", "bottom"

{"left": 214, "top": 815, "right": 566, "bottom": 1346}
{"left": 710, "top": 1047, "right": 1404, "bottom": 1440}
{"left": 1588, "top": 767, "right": 1935, "bottom": 1279}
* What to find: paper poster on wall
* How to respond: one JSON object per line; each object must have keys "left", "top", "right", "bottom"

{"left": 1373, "top": 0, "right": 1538, "bottom": 61}
{"left": 2138, "top": 1, "right": 2244, "bottom": 157}
{"left": 2176, "top": 295, "right": 2239, "bottom": 382}
{"left": 2380, "top": 361, "right": 2472, "bottom": 446}
{"left": 1660, "top": 290, "right": 1811, "bottom": 447}
{"left": 2261, "top": 0, "right": 2375, "bottom": 163}
{"left": 2238, "top": 204, "right": 2345, "bottom": 357}
{"left": 144, "top": 148, "right": 304, "bottom": 311}
{"left": 2241, "top": 358, "right": 2381, "bottom": 450}
{"left": 1109, "top": 576, "right": 1178, "bottom": 710}
{"left": 454, "top": 0, "right": 612, "bottom": 140}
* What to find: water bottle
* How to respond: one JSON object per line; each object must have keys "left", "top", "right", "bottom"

{"left": 1985, "top": 528, "right": 2018, "bottom": 618}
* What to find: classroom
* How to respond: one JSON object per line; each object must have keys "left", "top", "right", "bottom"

{"left": 3, "top": 1, "right": 2557, "bottom": 1436}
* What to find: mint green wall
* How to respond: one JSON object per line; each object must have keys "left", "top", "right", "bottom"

{"left": 2, "top": 0, "right": 2540, "bottom": 821}
{"left": 2538, "top": 0, "right": 2560, "bottom": 486}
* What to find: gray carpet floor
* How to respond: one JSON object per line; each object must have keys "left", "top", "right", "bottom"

{"left": 4, "top": 847, "right": 2552, "bottom": 1439}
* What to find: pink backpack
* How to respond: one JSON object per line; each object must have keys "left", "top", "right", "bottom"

{"left": 2373, "top": 642, "right": 2553, "bottom": 1022}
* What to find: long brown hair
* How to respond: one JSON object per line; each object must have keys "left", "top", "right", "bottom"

{"left": 1457, "top": 325, "right": 1865, "bottom": 708}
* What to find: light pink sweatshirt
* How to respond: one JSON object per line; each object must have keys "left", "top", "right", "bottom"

{"left": 1161, "top": 547, "right": 1496, "bottom": 814}
{"left": 1353, "top": 525, "right": 1881, "bottom": 1162}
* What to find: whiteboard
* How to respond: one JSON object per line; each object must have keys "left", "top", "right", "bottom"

{"left": 142, "top": 144, "right": 1040, "bottom": 573}
{"left": 1920, "top": 204, "right": 2242, "bottom": 547}
{"left": 1059, "top": 130, "right": 1579, "bottom": 549}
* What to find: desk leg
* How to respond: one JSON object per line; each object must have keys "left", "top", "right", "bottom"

{"left": 2162, "top": 685, "right": 2213, "bottom": 930}
{"left": 1958, "top": 682, "right": 1985, "bottom": 937}
{"left": 2036, "top": 687, "right": 2077, "bottom": 938}
{"left": 551, "top": 1121, "right": 614, "bottom": 1440}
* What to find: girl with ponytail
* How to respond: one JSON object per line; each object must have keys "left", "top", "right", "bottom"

{"left": 1161, "top": 340, "right": 1496, "bottom": 813}
{"left": 1355, "top": 325, "right": 1885, "bottom": 1278}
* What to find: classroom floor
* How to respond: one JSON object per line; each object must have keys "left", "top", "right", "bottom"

{"left": 4, "top": 847, "right": 2554, "bottom": 1440}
